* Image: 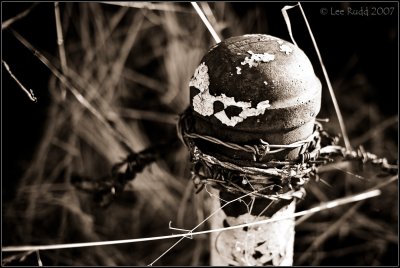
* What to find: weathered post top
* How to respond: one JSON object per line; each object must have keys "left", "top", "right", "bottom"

{"left": 189, "top": 34, "right": 321, "bottom": 162}
{"left": 181, "top": 34, "right": 323, "bottom": 265}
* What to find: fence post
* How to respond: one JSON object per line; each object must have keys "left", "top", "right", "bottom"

{"left": 181, "top": 34, "right": 321, "bottom": 265}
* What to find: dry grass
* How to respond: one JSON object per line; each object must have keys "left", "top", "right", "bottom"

{"left": 2, "top": 2, "right": 398, "bottom": 266}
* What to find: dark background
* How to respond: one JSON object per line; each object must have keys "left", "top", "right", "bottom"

{"left": 2, "top": 2, "right": 398, "bottom": 266}
{"left": 3, "top": 2, "right": 398, "bottom": 201}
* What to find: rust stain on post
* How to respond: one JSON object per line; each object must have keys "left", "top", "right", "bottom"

{"left": 188, "top": 34, "right": 321, "bottom": 265}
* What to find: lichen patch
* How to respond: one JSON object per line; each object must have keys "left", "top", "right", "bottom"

{"left": 280, "top": 44, "right": 292, "bottom": 55}
{"left": 190, "top": 62, "right": 271, "bottom": 127}
{"left": 214, "top": 202, "right": 296, "bottom": 266}
{"left": 189, "top": 62, "right": 209, "bottom": 93}
{"left": 241, "top": 51, "right": 275, "bottom": 68}
{"left": 192, "top": 94, "right": 214, "bottom": 116}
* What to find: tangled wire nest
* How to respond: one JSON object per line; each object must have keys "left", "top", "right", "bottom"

{"left": 178, "top": 108, "right": 398, "bottom": 199}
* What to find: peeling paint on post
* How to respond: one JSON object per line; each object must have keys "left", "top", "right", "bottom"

{"left": 187, "top": 34, "right": 321, "bottom": 266}
{"left": 190, "top": 62, "right": 271, "bottom": 127}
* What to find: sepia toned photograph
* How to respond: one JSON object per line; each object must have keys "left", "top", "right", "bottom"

{"left": 2, "top": 2, "right": 398, "bottom": 266}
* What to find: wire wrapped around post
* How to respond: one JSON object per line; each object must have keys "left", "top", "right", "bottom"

{"left": 178, "top": 108, "right": 328, "bottom": 197}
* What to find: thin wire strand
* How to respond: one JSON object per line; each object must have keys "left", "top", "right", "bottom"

{"left": 190, "top": 2, "right": 221, "bottom": 43}
{"left": 148, "top": 187, "right": 263, "bottom": 265}
{"left": 2, "top": 188, "right": 383, "bottom": 253}
{"left": 297, "top": 2, "right": 351, "bottom": 151}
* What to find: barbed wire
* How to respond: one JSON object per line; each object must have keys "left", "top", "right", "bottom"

{"left": 70, "top": 109, "right": 397, "bottom": 206}
{"left": 178, "top": 108, "right": 398, "bottom": 199}
{"left": 71, "top": 141, "right": 179, "bottom": 207}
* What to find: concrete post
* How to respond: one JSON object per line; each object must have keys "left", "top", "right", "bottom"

{"left": 183, "top": 34, "right": 321, "bottom": 266}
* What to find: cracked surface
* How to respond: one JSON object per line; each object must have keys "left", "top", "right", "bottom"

{"left": 214, "top": 201, "right": 296, "bottom": 266}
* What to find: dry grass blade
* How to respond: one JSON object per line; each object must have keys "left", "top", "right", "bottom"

{"left": 10, "top": 28, "right": 136, "bottom": 153}
{"left": 35, "top": 251, "right": 43, "bottom": 266}
{"left": 100, "top": 11, "right": 145, "bottom": 94}
{"left": 297, "top": 201, "right": 364, "bottom": 264}
{"left": 117, "top": 108, "right": 178, "bottom": 125}
{"left": 298, "top": 2, "right": 351, "bottom": 151}
{"left": 101, "top": 1, "right": 193, "bottom": 13}
{"left": 2, "top": 251, "right": 35, "bottom": 265}
{"left": 160, "top": 9, "right": 207, "bottom": 110}
{"left": 4, "top": 3, "right": 192, "bottom": 265}
{"left": 3, "top": 2, "right": 397, "bottom": 266}
{"left": 2, "top": 3, "right": 38, "bottom": 30}
{"left": 281, "top": 4, "right": 299, "bottom": 46}
{"left": 191, "top": 2, "right": 221, "bottom": 43}
{"left": 352, "top": 115, "right": 398, "bottom": 146}
{"left": 54, "top": 2, "right": 68, "bottom": 100}
{"left": 199, "top": 2, "right": 223, "bottom": 39}
{"left": 2, "top": 60, "right": 37, "bottom": 102}
{"left": 122, "top": 68, "right": 166, "bottom": 93}
{"left": 3, "top": 188, "right": 382, "bottom": 253}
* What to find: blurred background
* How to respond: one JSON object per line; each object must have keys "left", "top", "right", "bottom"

{"left": 2, "top": 2, "right": 398, "bottom": 266}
